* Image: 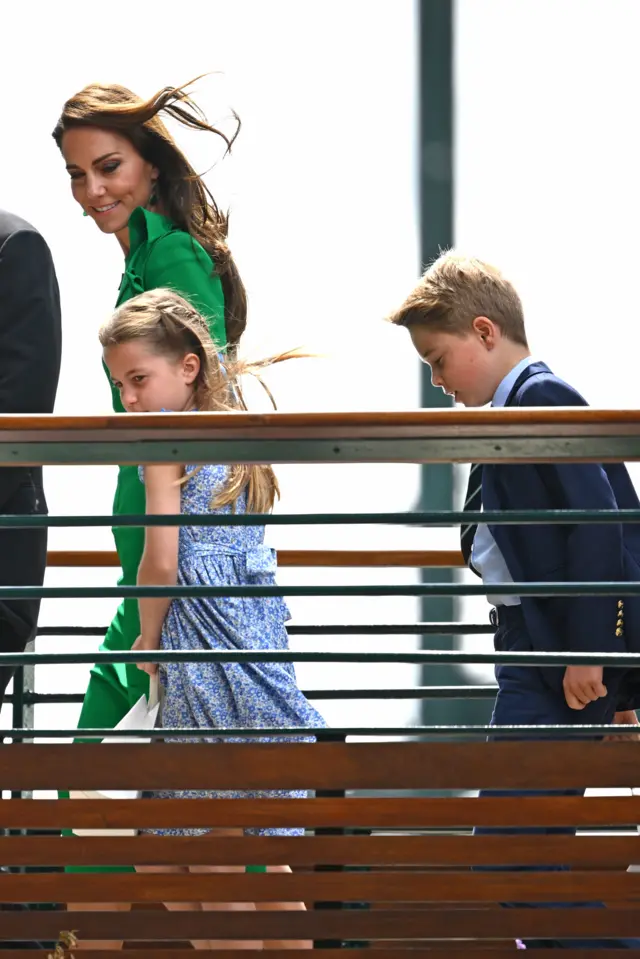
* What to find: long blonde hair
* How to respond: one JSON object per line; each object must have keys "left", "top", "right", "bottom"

{"left": 100, "top": 289, "right": 295, "bottom": 513}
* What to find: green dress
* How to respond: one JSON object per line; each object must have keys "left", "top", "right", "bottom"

{"left": 65, "top": 207, "right": 226, "bottom": 873}
{"left": 84, "top": 206, "right": 226, "bottom": 725}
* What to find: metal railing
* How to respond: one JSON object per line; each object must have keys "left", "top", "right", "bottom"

{"left": 9, "top": 544, "right": 490, "bottom": 736}
{"left": 8, "top": 548, "right": 494, "bottom": 722}
{"left": 2, "top": 407, "right": 640, "bottom": 739}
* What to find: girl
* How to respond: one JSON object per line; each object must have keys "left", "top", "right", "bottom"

{"left": 100, "top": 287, "right": 326, "bottom": 951}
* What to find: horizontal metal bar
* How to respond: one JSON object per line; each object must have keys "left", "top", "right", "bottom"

{"left": 6, "top": 692, "right": 85, "bottom": 705}
{"left": 1, "top": 509, "right": 639, "bottom": 528}
{"left": 5, "top": 723, "right": 640, "bottom": 739}
{"left": 1, "top": 649, "right": 638, "bottom": 667}
{"left": 5, "top": 685, "right": 499, "bottom": 707}
{"left": 34, "top": 623, "right": 494, "bottom": 638}
{"left": 204, "top": 684, "right": 504, "bottom": 701}
{"left": 0, "top": 581, "right": 639, "bottom": 600}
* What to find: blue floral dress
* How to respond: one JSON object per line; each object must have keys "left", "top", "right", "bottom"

{"left": 141, "top": 462, "right": 326, "bottom": 836}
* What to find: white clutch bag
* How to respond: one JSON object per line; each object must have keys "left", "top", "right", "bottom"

{"left": 70, "top": 675, "right": 160, "bottom": 837}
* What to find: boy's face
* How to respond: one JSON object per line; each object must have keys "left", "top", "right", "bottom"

{"left": 408, "top": 322, "right": 499, "bottom": 407}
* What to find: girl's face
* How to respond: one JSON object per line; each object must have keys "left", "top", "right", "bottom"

{"left": 62, "top": 127, "right": 158, "bottom": 248}
{"left": 104, "top": 340, "right": 199, "bottom": 413}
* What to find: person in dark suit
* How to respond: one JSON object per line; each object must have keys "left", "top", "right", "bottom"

{"left": 478, "top": 358, "right": 640, "bottom": 711}
{"left": 389, "top": 250, "right": 640, "bottom": 949}
{"left": 0, "top": 210, "right": 61, "bottom": 710}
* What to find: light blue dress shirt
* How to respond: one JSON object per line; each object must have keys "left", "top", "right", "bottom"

{"left": 471, "top": 356, "right": 534, "bottom": 607}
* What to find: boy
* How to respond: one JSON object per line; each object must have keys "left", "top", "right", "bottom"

{"left": 389, "top": 252, "right": 640, "bottom": 949}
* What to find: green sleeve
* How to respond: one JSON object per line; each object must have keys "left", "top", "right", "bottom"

{"left": 144, "top": 231, "right": 227, "bottom": 350}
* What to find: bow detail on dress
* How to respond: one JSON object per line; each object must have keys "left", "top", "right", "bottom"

{"left": 118, "top": 269, "right": 145, "bottom": 301}
{"left": 245, "top": 544, "right": 277, "bottom": 576}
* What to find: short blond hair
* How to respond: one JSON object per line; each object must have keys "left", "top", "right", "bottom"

{"left": 388, "top": 251, "right": 528, "bottom": 347}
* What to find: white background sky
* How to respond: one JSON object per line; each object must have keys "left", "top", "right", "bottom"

{"left": 1, "top": 0, "right": 639, "bottom": 739}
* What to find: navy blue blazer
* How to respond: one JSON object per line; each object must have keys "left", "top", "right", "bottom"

{"left": 481, "top": 361, "right": 640, "bottom": 702}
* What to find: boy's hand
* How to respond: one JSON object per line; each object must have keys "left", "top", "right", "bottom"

{"left": 132, "top": 633, "right": 159, "bottom": 676}
{"left": 605, "top": 709, "right": 640, "bottom": 742}
{"left": 563, "top": 665, "right": 607, "bottom": 710}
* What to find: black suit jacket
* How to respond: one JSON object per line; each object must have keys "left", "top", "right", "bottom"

{"left": 0, "top": 211, "right": 61, "bottom": 695}
{"left": 0, "top": 210, "right": 61, "bottom": 502}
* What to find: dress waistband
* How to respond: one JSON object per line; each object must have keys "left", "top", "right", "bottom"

{"left": 190, "top": 542, "right": 277, "bottom": 574}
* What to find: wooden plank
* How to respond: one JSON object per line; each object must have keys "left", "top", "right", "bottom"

{"left": 3, "top": 743, "right": 640, "bottom": 791}
{"left": 369, "top": 952, "right": 629, "bottom": 957}
{"left": 3, "top": 834, "right": 640, "bottom": 867}
{"left": 0, "top": 953, "right": 532, "bottom": 959}
{"left": 0, "top": 907, "right": 637, "bottom": 939}
{"left": 47, "top": 550, "right": 120, "bottom": 567}
{"left": 2, "top": 796, "right": 638, "bottom": 830}
{"left": 0, "top": 953, "right": 621, "bottom": 959}
{"left": 4, "top": 870, "right": 640, "bottom": 903}
{"left": 0, "top": 953, "right": 627, "bottom": 959}
{"left": 46, "top": 549, "right": 465, "bottom": 569}
{"left": 224, "top": 549, "right": 468, "bottom": 569}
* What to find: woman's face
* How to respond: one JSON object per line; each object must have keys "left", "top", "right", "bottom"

{"left": 61, "top": 127, "right": 158, "bottom": 242}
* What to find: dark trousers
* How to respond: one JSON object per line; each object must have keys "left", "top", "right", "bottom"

{"left": 0, "top": 470, "right": 47, "bottom": 708}
{"left": 478, "top": 605, "right": 640, "bottom": 949}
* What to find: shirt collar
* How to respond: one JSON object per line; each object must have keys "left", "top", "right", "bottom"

{"left": 492, "top": 356, "right": 535, "bottom": 408}
{"left": 126, "top": 206, "right": 175, "bottom": 262}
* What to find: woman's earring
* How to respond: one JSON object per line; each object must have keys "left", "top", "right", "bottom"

{"left": 82, "top": 210, "right": 89, "bottom": 217}
{"left": 149, "top": 182, "right": 158, "bottom": 207}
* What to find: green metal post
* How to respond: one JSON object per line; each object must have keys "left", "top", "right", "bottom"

{"left": 418, "top": 0, "right": 491, "bottom": 726}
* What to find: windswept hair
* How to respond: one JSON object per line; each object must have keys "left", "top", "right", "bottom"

{"left": 100, "top": 288, "right": 301, "bottom": 513}
{"left": 54, "top": 77, "right": 247, "bottom": 348}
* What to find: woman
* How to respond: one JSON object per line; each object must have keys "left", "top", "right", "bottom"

{"left": 52, "top": 79, "right": 248, "bottom": 949}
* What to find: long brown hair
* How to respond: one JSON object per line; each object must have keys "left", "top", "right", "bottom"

{"left": 53, "top": 78, "right": 247, "bottom": 348}
{"left": 99, "top": 288, "right": 299, "bottom": 514}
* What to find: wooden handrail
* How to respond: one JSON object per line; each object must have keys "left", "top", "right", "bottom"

{"left": 2, "top": 407, "right": 640, "bottom": 430}
{"left": 47, "top": 549, "right": 465, "bottom": 568}
{"left": 0, "top": 408, "right": 639, "bottom": 465}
